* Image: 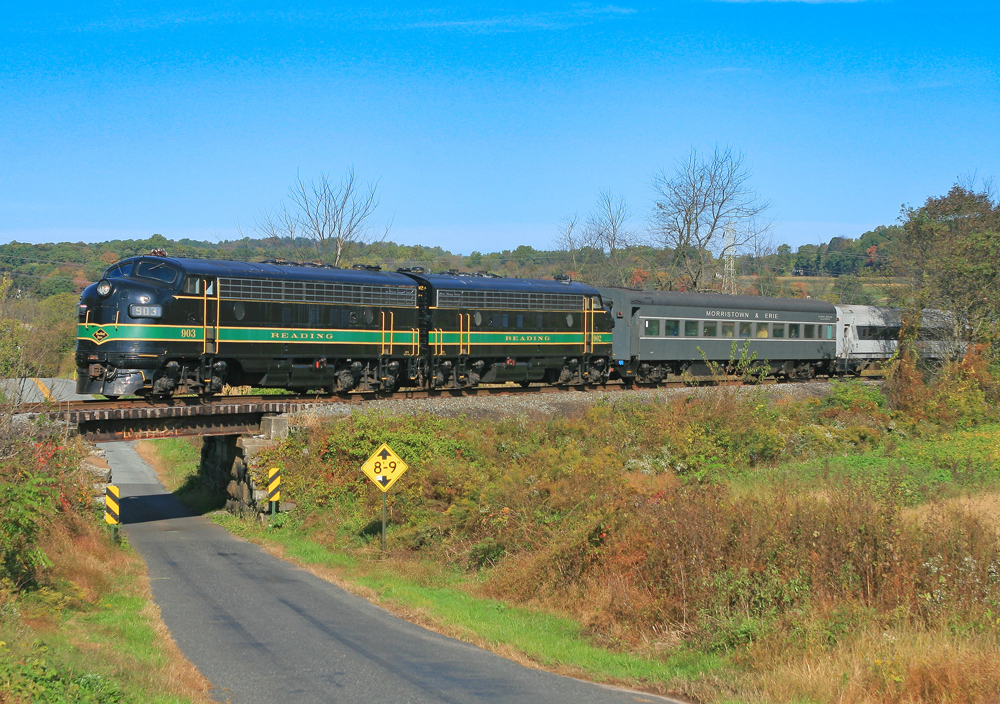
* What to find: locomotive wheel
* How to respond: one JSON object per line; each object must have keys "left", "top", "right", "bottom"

{"left": 381, "top": 378, "right": 400, "bottom": 394}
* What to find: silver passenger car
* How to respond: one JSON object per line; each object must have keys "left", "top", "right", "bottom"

{"left": 834, "top": 305, "right": 961, "bottom": 373}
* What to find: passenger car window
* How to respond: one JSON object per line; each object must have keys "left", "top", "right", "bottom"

{"left": 756, "top": 323, "right": 769, "bottom": 338}
{"left": 788, "top": 324, "right": 800, "bottom": 339}
{"left": 772, "top": 323, "right": 785, "bottom": 338}
{"left": 721, "top": 322, "right": 735, "bottom": 338}
{"left": 663, "top": 320, "right": 679, "bottom": 337}
{"left": 739, "top": 322, "right": 752, "bottom": 338}
{"left": 703, "top": 321, "right": 717, "bottom": 337}
{"left": 684, "top": 321, "right": 699, "bottom": 337}
{"left": 644, "top": 319, "right": 660, "bottom": 336}
{"left": 804, "top": 324, "right": 816, "bottom": 339}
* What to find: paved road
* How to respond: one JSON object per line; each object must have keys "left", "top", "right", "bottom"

{"left": 1, "top": 377, "right": 91, "bottom": 403}
{"left": 102, "top": 442, "right": 682, "bottom": 704}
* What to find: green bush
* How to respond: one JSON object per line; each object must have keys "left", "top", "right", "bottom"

{"left": 0, "top": 641, "right": 125, "bottom": 703}
{"left": 0, "top": 476, "right": 53, "bottom": 589}
{"left": 821, "top": 380, "right": 887, "bottom": 413}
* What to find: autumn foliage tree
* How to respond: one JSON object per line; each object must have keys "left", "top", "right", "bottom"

{"left": 894, "top": 183, "right": 1000, "bottom": 358}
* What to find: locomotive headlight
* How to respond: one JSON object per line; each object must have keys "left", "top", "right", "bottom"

{"left": 139, "top": 295, "right": 150, "bottom": 304}
{"left": 96, "top": 280, "right": 113, "bottom": 297}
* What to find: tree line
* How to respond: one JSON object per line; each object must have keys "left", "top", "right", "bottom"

{"left": 1, "top": 162, "right": 997, "bottom": 375}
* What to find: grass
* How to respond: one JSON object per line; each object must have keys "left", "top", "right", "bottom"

{"left": 0, "top": 513, "right": 210, "bottom": 704}
{"left": 0, "top": 433, "right": 210, "bottom": 703}
{"left": 745, "top": 423, "right": 1000, "bottom": 503}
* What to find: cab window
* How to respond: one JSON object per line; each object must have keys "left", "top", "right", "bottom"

{"left": 183, "top": 277, "right": 202, "bottom": 294}
{"left": 104, "top": 262, "right": 132, "bottom": 279}
{"left": 134, "top": 261, "right": 180, "bottom": 285}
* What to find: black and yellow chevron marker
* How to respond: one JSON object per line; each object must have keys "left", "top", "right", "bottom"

{"left": 267, "top": 467, "right": 281, "bottom": 503}
{"left": 105, "top": 485, "right": 120, "bottom": 525}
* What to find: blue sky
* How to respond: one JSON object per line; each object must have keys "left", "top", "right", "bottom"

{"left": 1, "top": 1, "right": 997, "bottom": 254}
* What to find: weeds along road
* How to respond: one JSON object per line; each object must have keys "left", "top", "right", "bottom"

{"left": 102, "top": 441, "right": 682, "bottom": 704}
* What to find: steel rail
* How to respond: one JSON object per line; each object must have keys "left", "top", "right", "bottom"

{"left": 14, "top": 374, "right": 875, "bottom": 417}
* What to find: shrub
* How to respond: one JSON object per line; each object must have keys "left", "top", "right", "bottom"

{"left": 0, "top": 476, "right": 54, "bottom": 589}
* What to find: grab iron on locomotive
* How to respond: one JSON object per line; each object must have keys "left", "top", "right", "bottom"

{"left": 75, "top": 252, "right": 949, "bottom": 399}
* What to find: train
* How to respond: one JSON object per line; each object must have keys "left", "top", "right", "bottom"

{"left": 74, "top": 252, "right": 951, "bottom": 399}
{"left": 75, "top": 253, "right": 613, "bottom": 398}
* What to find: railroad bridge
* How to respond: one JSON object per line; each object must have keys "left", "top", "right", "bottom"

{"left": 28, "top": 396, "right": 316, "bottom": 517}
{"left": 29, "top": 384, "right": 587, "bottom": 517}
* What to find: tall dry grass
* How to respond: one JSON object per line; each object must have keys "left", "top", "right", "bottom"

{"left": 257, "top": 358, "right": 1000, "bottom": 703}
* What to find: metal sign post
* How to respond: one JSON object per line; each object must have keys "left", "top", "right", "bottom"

{"left": 361, "top": 444, "right": 408, "bottom": 553}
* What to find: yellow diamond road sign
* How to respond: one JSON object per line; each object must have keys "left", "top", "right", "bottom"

{"left": 362, "top": 443, "right": 408, "bottom": 492}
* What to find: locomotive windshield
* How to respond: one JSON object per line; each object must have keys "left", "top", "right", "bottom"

{"left": 133, "top": 261, "right": 181, "bottom": 286}
{"left": 103, "top": 262, "right": 132, "bottom": 279}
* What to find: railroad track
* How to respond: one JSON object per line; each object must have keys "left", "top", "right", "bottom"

{"left": 15, "top": 374, "right": 863, "bottom": 417}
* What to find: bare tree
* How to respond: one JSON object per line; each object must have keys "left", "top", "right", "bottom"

{"left": 650, "top": 146, "right": 772, "bottom": 292}
{"left": 258, "top": 168, "right": 390, "bottom": 267}
{"left": 555, "top": 214, "right": 589, "bottom": 276}
{"left": 254, "top": 205, "right": 299, "bottom": 244}
{"left": 581, "top": 190, "right": 637, "bottom": 287}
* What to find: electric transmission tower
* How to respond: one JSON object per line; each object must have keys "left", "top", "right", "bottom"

{"left": 722, "top": 225, "right": 737, "bottom": 295}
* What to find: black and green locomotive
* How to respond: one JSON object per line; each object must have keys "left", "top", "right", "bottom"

{"left": 75, "top": 255, "right": 613, "bottom": 398}
{"left": 404, "top": 269, "right": 611, "bottom": 387}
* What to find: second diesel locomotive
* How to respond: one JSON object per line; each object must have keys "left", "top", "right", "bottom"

{"left": 75, "top": 255, "right": 613, "bottom": 398}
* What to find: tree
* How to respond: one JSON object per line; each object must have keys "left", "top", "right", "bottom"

{"left": 581, "top": 190, "right": 638, "bottom": 287}
{"left": 829, "top": 275, "right": 876, "bottom": 306}
{"left": 894, "top": 183, "right": 1000, "bottom": 353}
{"left": 650, "top": 146, "right": 772, "bottom": 291}
{"left": 258, "top": 168, "right": 390, "bottom": 267}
